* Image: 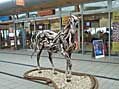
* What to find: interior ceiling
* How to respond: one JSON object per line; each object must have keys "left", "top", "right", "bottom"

{"left": 0, "top": 0, "right": 98, "bottom": 16}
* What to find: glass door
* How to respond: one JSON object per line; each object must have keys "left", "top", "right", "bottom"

{"left": 80, "top": 1, "right": 110, "bottom": 57}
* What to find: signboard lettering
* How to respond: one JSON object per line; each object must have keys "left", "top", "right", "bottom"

{"left": 16, "top": 0, "right": 24, "bottom": 6}
{"left": 38, "top": 10, "right": 55, "bottom": 16}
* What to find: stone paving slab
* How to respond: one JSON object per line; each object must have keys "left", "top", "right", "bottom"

{"left": 0, "top": 49, "right": 119, "bottom": 89}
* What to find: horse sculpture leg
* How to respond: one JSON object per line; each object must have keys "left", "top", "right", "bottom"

{"left": 67, "top": 58, "right": 72, "bottom": 82}
{"left": 31, "top": 39, "right": 39, "bottom": 58}
{"left": 63, "top": 52, "right": 72, "bottom": 82}
{"left": 68, "top": 53, "right": 72, "bottom": 76}
{"left": 48, "top": 51, "right": 57, "bottom": 74}
{"left": 66, "top": 59, "right": 72, "bottom": 82}
{"left": 37, "top": 45, "right": 44, "bottom": 73}
{"left": 31, "top": 47, "right": 37, "bottom": 58}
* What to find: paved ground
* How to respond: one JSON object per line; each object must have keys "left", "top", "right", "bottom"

{"left": 0, "top": 49, "right": 119, "bottom": 89}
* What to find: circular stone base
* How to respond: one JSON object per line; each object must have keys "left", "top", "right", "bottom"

{"left": 24, "top": 68, "right": 98, "bottom": 89}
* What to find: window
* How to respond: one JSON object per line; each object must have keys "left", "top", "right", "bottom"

{"left": 84, "top": 1, "right": 108, "bottom": 11}
{"left": 61, "top": 6, "right": 75, "bottom": 11}
{"left": 112, "top": 0, "right": 119, "bottom": 8}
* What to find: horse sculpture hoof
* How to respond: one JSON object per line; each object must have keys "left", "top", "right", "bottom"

{"left": 66, "top": 76, "right": 71, "bottom": 82}
{"left": 38, "top": 70, "right": 42, "bottom": 73}
{"left": 53, "top": 71, "right": 58, "bottom": 75}
{"left": 66, "top": 79, "right": 71, "bottom": 82}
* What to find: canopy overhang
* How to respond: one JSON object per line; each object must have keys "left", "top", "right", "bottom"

{"left": 0, "top": 0, "right": 103, "bottom": 16}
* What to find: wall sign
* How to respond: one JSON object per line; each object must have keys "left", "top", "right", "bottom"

{"left": 62, "top": 16, "right": 70, "bottom": 25}
{"left": 16, "top": 0, "right": 24, "bottom": 6}
{"left": 38, "top": 10, "right": 55, "bottom": 16}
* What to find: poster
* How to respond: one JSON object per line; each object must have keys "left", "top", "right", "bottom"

{"left": 112, "top": 11, "right": 119, "bottom": 52}
{"left": 62, "top": 16, "right": 70, "bottom": 25}
{"left": 93, "top": 40, "right": 105, "bottom": 59}
{"left": 112, "top": 42, "right": 119, "bottom": 52}
{"left": 112, "top": 11, "right": 119, "bottom": 23}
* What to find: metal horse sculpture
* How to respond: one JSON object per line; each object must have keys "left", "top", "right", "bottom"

{"left": 31, "top": 15, "right": 79, "bottom": 82}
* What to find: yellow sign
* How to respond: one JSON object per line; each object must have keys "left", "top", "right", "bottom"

{"left": 62, "top": 16, "right": 70, "bottom": 25}
{"left": 16, "top": 0, "right": 24, "bottom": 6}
{"left": 112, "top": 11, "right": 119, "bottom": 23}
{"left": 112, "top": 42, "right": 119, "bottom": 52}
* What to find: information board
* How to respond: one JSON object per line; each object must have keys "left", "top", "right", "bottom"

{"left": 93, "top": 40, "right": 105, "bottom": 59}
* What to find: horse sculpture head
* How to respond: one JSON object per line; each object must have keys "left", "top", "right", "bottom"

{"left": 64, "top": 15, "right": 79, "bottom": 33}
{"left": 70, "top": 15, "right": 79, "bottom": 28}
{"left": 62, "top": 15, "right": 79, "bottom": 52}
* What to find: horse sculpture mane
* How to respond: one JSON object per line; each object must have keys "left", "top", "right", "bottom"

{"left": 30, "top": 15, "right": 79, "bottom": 82}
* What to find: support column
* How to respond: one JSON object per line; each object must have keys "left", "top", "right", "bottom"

{"left": 108, "top": 0, "right": 112, "bottom": 58}
{"left": 80, "top": 3, "right": 84, "bottom": 54}
{"left": 34, "top": 21, "right": 36, "bottom": 32}
{"left": 21, "top": 22, "right": 26, "bottom": 49}
{"left": 13, "top": 15, "right": 17, "bottom": 49}
{"left": 59, "top": 8, "right": 62, "bottom": 30}
{"left": 0, "top": 31, "right": 2, "bottom": 48}
{"left": 75, "top": 5, "right": 81, "bottom": 51}
{"left": 78, "top": 18, "right": 81, "bottom": 51}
